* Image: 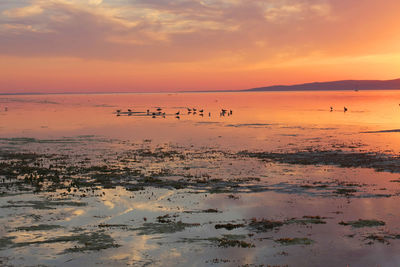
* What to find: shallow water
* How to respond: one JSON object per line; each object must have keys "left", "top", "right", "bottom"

{"left": 1, "top": 91, "right": 400, "bottom": 266}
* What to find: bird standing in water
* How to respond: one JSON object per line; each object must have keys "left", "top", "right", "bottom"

{"left": 344, "top": 107, "right": 348, "bottom": 112}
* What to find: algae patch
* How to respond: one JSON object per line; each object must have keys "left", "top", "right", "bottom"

{"left": 215, "top": 223, "right": 245, "bottom": 231}
{"left": 339, "top": 219, "right": 385, "bottom": 228}
{"left": 286, "top": 216, "right": 327, "bottom": 225}
{"left": 215, "top": 238, "right": 255, "bottom": 248}
{"left": 240, "top": 150, "right": 400, "bottom": 174}
{"left": 134, "top": 222, "right": 200, "bottom": 235}
{"left": 12, "top": 231, "right": 120, "bottom": 253}
{"left": 0, "top": 236, "right": 15, "bottom": 250}
{"left": 275, "top": 237, "right": 314, "bottom": 246}
{"left": 248, "top": 218, "right": 284, "bottom": 232}
{"left": 3, "top": 200, "right": 87, "bottom": 210}
{"left": 15, "top": 224, "right": 64, "bottom": 231}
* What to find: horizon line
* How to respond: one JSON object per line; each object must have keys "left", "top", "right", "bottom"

{"left": 1, "top": 77, "right": 399, "bottom": 96}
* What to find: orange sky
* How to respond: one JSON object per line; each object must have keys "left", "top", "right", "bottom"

{"left": 1, "top": 0, "right": 400, "bottom": 93}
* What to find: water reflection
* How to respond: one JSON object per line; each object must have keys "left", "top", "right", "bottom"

{"left": 1, "top": 91, "right": 400, "bottom": 152}
{"left": 1, "top": 91, "right": 400, "bottom": 266}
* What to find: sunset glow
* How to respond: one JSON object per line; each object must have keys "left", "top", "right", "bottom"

{"left": 3, "top": 3, "right": 400, "bottom": 265}
{"left": 1, "top": 0, "right": 400, "bottom": 93}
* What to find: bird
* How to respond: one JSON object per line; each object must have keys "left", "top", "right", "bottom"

{"left": 116, "top": 109, "right": 121, "bottom": 113}
{"left": 208, "top": 112, "right": 211, "bottom": 117}
{"left": 330, "top": 107, "right": 333, "bottom": 112}
{"left": 193, "top": 108, "right": 197, "bottom": 112}
{"left": 187, "top": 108, "right": 192, "bottom": 112}
{"left": 128, "top": 109, "right": 132, "bottom": 112}
{"left": 157, "top": 108, "right": 162, "bottom": 111}
{"left": 229, "top": 110, "right": 232, "bottom": 115}
{"left": 344, "top": 107, "right": 348, "bottom": 112}
{"left": 147, "top": 109, "right": 150, "bottom": 115}
{"left": 175, "top": 111, "right": 180, "bottom": 115}
{"left": 176, "top": 116, "right": 180, "bottom": 119}
{"left": 199, "top": 109, "right": 204, "bottom": 113}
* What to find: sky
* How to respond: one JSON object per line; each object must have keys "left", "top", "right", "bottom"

{"left": 1, "top": 0, "right": 400, "bottom": 93}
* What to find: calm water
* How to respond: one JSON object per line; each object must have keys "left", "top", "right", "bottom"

{"left": 1, "top": 90, "right": 400, "bottom": 151}
{"left": 1, "top": 91, "right": 400, "bottom": 266}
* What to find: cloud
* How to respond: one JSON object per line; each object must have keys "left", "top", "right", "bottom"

{"left": 3, "top": 4, "right": 43, "bottom": 17}
{"left": 0, "top": 0, "right": 399, "bottom": 65}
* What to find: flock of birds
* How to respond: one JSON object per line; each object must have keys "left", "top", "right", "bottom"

{"left": 115, "top": 106, "right": 353, "bottom": 119}
{"left": 115, "top": 106, "right": 350, "bottom": 119}
{"left": 330, "top": 106, "right": 348, "bottom": 112}
{"left": 115, "top": 107, "right": 233, "bottom": 119}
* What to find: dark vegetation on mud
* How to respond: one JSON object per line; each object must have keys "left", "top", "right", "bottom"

{"left": 339, "top": 219, "right": 385, "bottom": 228}
{"left": 0, "top": 148, "right": 245, "bottom": 195}
{"left": 2, "top": 145, "right": 399, "bottom": 199}
{"left": 240, "top": 150, "right": 400, "bottom": 173}
{"left": 2, "top": 138, "right": 400, "bottom": 264}
{"left": 0, "top": 231, "right": 120, "bottom": 253}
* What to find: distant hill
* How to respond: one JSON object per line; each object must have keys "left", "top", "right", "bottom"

{"left": 244, "top": 79, "right": 400, "bottom": 92}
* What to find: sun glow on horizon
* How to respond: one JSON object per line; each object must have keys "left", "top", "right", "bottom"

{"left": 1, "top": 0, "right": 400, "bottom": 93}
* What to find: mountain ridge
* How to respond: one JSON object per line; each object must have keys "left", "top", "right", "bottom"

{"left": 244, "top": 78, "right": 400, "bottom": 92}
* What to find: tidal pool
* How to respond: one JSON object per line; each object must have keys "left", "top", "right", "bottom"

{"left": 1, "top": 91, "right": 400, "bottom": 266}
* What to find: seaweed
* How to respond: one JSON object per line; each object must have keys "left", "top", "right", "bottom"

{"left": 215, "top": 223, "right": 245, "bottom": 230}
{"left": 0, "top": 236, "right": 15, "bottom": 250}
{"left": 15, "top": 224, "right": 64, "bottom": 231}
{"left": 215, "top": 238, "right": 255, "bottom": 248}
{"left": 10, "top": 231, "right": 120, "bottom": 253}
{"left": 134, "top": 221, "right": 200, "bottom": 235}
{"left": 239, "top": 150, "right": 400, "bottom": 173}
{"left": 275, "top": 237, "right": 314, "bottom": 246}
{"left": 339, "top": 219, "right": 385, "bottom": 228}
{"left": 286, "top": 216, "right": 327, "bottom": 225}
{"left": 248, "top": 218, "right": 284, "bottom": 232}
{"left": 3, "top": 200, "right": 87, "bottom": 210}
